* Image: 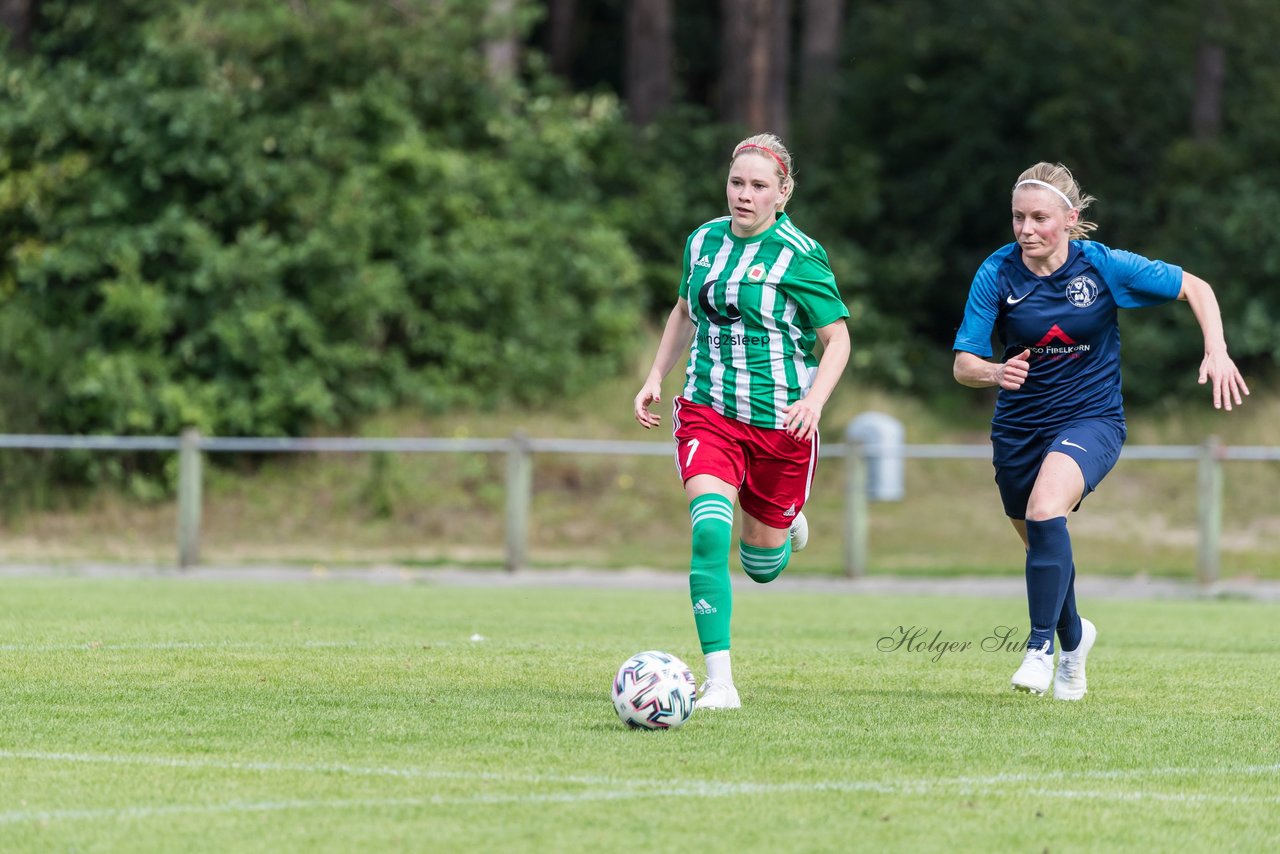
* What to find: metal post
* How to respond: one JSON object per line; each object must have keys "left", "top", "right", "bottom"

{"left": 177, "top": 427, "right": 203, "bottom": 569}
{"left": 843, "top": 427, "right": 869, "bottom": 578}
{"left": 1196, "top": 435, "right": 1223, "bottom": 588}
{"left": 505, "top": 431, "right": 532, "bottom": 572}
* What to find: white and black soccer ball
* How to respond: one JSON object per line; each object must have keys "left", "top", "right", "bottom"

{"left": 611, "top": 650, "right": 697, "bottom": 730}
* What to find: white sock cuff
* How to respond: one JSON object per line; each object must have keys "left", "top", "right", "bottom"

{"left": 705, "top": 649, "right": 733, "bottom": 684}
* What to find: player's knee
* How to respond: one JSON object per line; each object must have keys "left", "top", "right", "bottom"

{"left": 1024, "top": 506, "right": 1051, "bottom": 523}
{"left": 1025, "top": 489, "right": 1076, "bottom": 521}
{"left": 691, "top": 524, "right": 731, "bottom": 559}
{"left": 738, "top": 540, "right": 790, "bottom": 584}
{"left": 1024, "top": 503, "right": 1068, "bottom": 523}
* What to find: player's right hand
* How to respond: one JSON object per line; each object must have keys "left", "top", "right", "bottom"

{"left": 997, "top": 349, "right": 1032, "bottom": 390}
{"left": 633, "top": 381, "right": 663, "bottom": 429}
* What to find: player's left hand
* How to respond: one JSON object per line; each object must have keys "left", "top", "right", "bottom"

{"left": 1199, "top": 350, "right": 1250, "bottom": 411}
{"left": 782, "top": 398, "right": 822, "bottom": 442}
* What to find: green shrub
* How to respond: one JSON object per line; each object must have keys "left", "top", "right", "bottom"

{"left": 0, "top": 0, "right": 645, "bottom": 460}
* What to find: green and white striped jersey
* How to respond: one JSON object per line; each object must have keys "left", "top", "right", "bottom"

{"left": 678, "top": 213, "right": 849, "bottom": 429}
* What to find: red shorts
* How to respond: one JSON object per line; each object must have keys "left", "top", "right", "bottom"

{"left": 671, "top": 397, "right": 818, "bottom": 530}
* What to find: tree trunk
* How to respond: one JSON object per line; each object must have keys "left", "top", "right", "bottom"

{"left": 720, "top": 1, "right": 751, "bottom": 127}
{"left": 719, "top": 0, "right": 791, "bottom": 138}
{"left": 1191, "top": 0, "right": 1226, "bottom": 142}
{"left": 765, "top": 0, "right": 791, "bottom": 139}
{"left": 797, "top": 0, "right": 844, "bottom": 143}
{"left": 484, "top": 0, "right": 520, "bottom": 83}
{"left": 545, "top": 0, "right": 576, "bottom": 79}
{"left": 0, "top": 0, "right": 33, "bottom": 54}
{"left": 625, "top": 0, "right": 673, "bottom": 126}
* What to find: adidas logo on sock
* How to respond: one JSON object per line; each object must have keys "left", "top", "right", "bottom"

{"left": 692, "top": 598, "right": 717, "bottom": 615}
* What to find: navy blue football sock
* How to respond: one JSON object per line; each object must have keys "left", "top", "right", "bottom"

{"left": 1025, "top": 517, "right": 1073, "bottom": 654}
{"left": 1056, "top": 561, "right": 1083, "bottom": 652}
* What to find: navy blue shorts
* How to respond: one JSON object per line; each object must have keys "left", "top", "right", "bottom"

{"left": 990, "top": 418, "right": 1126, "bottom": 520}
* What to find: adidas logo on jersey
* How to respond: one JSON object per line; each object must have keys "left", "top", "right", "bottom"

{"left": 782, "top": 503, "right": 797, "bottom": 518}
{"left": 694, "top": 255, "right": 712, "bottom": 268}
{"left": 692, "top": 598, "right": 717, "bottom": 615}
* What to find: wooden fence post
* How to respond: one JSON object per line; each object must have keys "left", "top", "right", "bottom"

{"left": 505, "top": 431, "right": 532, "bottom": 572}
{"left": 177, "top": 427, "right": 203, "bottom": 569}
{"left": 1196, "top": 435, "right": 1223, "bottom": 588}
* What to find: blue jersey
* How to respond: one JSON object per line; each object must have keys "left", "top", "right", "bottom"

{"left": 953, "top": 241, "right": 1183, "bottom": 430}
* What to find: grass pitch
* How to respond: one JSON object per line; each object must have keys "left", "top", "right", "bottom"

{"left": 1, "top": 575, "right": 1278, "bottom": 852}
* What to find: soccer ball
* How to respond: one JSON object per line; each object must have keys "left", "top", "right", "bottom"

{"left": 611, "top": 650, "right": 697, "bottom": 730}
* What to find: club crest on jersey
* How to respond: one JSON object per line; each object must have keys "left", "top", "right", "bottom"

{"left": 747, "top": 263, "right": 767, "bottom": 283}
{"left": 1065, "top": 275, "right": 1098, "bottom": 308}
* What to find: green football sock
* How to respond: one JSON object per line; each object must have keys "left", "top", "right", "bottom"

{"left": 688, "top": 493, "right": 734, "bottom": 654}
{"left": 739, "top": 539, "right": 791, "bottom": 584}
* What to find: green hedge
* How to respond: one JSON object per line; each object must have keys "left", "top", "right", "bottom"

{"left": 0, "top": 0, "right": 644, "bottom": 448}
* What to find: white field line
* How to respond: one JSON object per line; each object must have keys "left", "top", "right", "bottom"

{"left": 0, "top": 799, "right": 423, "bottom": 826}
{"left": 0, "top": 640, "right": 360, "bottom": 652}
{"left": 0, "top": 750, "right": 632, "bottom": 787}
{"left": 1, "top": 785, "right": 1278, "bottom": 828}
{"left": 0, "top": 750, "right": 1277, "bottom": 826}
{"left": 4, "top": 749, "right": 1276, "bottom": 790}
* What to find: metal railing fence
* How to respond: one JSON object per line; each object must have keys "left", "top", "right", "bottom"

{"left": 1, "top": 426, "right": 1276, "bottom": 584}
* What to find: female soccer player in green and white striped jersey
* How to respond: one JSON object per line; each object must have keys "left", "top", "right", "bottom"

{"left": 633, "top": 133, "right": 851, "bottom": 710}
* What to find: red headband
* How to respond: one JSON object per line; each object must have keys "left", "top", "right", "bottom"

{"left": 735, "top": 144, "right": 789, "bottom": 178}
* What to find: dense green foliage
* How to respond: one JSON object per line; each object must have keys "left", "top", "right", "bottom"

{"left": 0, "top": 0, "right": 644, "bottom": 445}
{"left": 815, "top": 0, "right": 1280, "bottom": 399}
{"left": 545, "top": 0, "right": 1280, "bottom": 401}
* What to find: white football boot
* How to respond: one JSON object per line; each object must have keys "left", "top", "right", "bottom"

{"left": 1053, "top": 618, "right": 1097, "bottom": 701}
{"left": 1011, "top": 641, "right": 1054, "bottom": 695}
{"left": 789, "top": 511, "right": 809, "bottom": 552}
{"left": 696, "top": 679, "right": 741, "bottom": 710}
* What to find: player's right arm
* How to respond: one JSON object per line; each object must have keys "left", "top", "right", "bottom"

{"left": 952, "top": 246, "right": 1029, "bottom": 390}
{"left": 954, "top": 349, "right": 1032, "bottom": 391}
{"left": 634, "top": 298, "right": 695, "bottom": 429}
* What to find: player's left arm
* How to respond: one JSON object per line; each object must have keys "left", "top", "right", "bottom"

{"left": 782, "top": 319, "right": 850, "bottom": 442}
{"left": 1178, "top": 272, "right": 1250, "bottom": 411}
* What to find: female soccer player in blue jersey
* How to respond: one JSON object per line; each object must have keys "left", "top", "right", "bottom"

{"left": 953, "top": 162, "right": 1249, "bottom": 699}
{"left": 632, "top": 133, "right": 851, "bottom": 710}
